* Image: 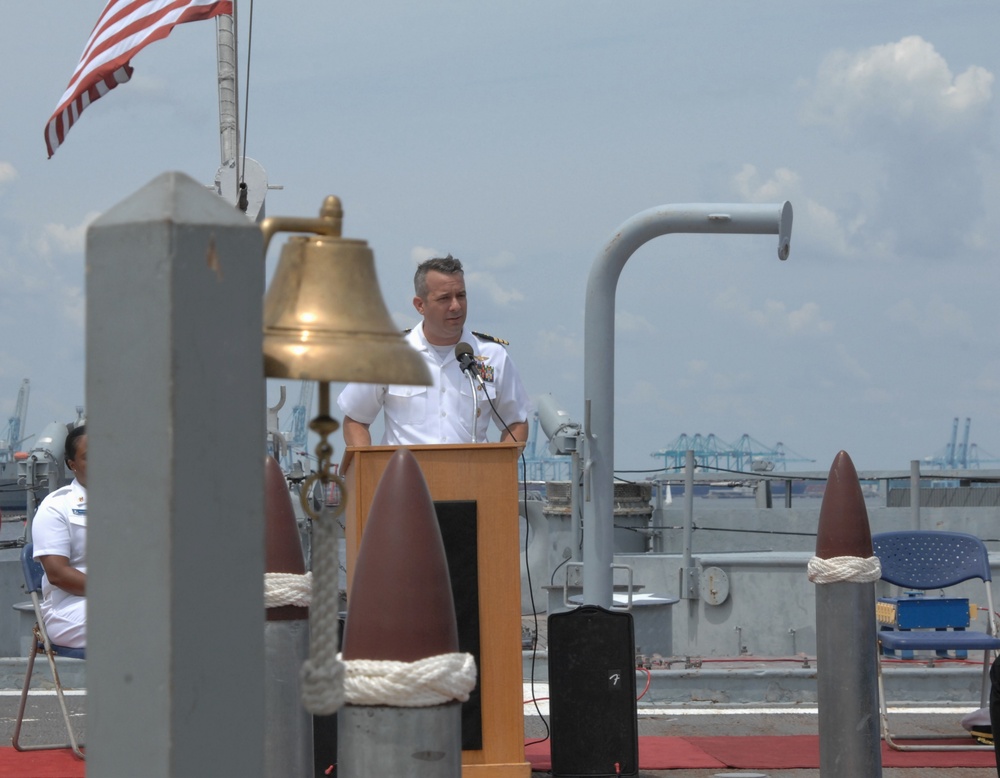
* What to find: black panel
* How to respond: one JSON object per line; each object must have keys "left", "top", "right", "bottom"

{"left": 548, "top": 606, "right": 638, "bottom": 777}
{"left": 434, "top": 500, "right": 483, "bottom": 751}
{"left": 313, "top": 615, "right": 345, "bottom": 778}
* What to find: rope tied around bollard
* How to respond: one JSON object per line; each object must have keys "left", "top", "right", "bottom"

{"left": 264, "top": 571, "right": 312, "bottom": 608}
{"left": 341, "top": 652, "right": 478, "bottom": 707}
{"left": 807, "top": 555, "right": 882, "bottom": 584}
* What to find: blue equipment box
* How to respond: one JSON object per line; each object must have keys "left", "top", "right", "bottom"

{"left": 876, "top": 594, "right": 971, "bottom": 630}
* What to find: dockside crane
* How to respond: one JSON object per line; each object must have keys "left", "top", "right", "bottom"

{"left": 0, "top": 379, "right": 30, "bottom": 463}
{"left": 946, "top": 417, "right": 959, "bottom": 467}
{"left": 284, "top": 380, "right": 313, "bottom": 469}
{"left": 651, "top": 431, "right": 813, "bottom": 473}
{"left": 926, "top": 417, "right": 984, "bottom": 469}
{"left": 956, "top": 417, "right": 972, "bottom": 469}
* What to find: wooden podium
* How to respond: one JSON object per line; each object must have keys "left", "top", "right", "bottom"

{"left": 341, "top": 442, "right": 530, "bottom": 778}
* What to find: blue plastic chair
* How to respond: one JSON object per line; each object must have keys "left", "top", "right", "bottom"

{"left": 872, "top": 530, "right": 1000, "bottom": 751}
{"left": 11, "top": 542, "right": 85, "bottom": 759}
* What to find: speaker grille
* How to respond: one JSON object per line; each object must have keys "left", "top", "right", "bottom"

{"left": 548, "top": 606, "right": 638, "bottom": 776}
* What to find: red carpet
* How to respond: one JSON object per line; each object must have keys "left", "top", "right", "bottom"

{"left": 3, "top": 737, "right": 996, "bottom": 775}
{"left": 0, "top": 749, "right": 85, "bottom": 778}
{"left": 525, "top": 735, "right": 998, "bottom": 771}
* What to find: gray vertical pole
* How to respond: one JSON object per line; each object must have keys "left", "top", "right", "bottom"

{"left": 755, "top": 478, "right": 772, "bottom": 509}
{"left": 651, "top": 476, "right": 664, "bottom": 554}
{"left": 680, "top": 450, "right": 695, "bottom": 598}
{"left": 910, "top": 460, "right": 921, "bottom": 530}
{"left": 86, "top": 172, "right": 266, "bottom": 777}
{"left": 571, "top": 450, "right": 583, "bottom": 562}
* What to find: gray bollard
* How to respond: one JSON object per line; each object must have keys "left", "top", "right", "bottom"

{"left": 812, "top": 450, "right": 882, "bottom": 777}
{"left": 338, "top": 448, "right": 467, "bottom": 777}
{"left": 338, "top": 704, "right": 462, "bottom": 776}
{"left": 263, "top": 455, "right": 312, "bottom": 777}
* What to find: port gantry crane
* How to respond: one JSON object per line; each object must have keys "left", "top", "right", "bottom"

{"left": 0, "top": 379, "right": 30, "bottom": 463}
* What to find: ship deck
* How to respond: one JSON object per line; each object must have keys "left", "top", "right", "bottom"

{"left": 0, "top": 692, "right": 995, "bottom": 777}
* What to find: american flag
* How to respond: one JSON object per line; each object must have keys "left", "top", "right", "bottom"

{"left": 44, "top": 0, "right": 233, "bottom": 158}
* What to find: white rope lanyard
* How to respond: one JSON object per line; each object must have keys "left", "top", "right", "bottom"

{"left": 299, "top": 507, "right": 347, "bottom": 716}
{"left": 807, "top": 555, "right": 882, "bottom": 584}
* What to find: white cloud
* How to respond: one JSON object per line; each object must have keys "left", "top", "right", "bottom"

{"left": 465, "top": 270, "right": 523, "bottom": 306}
{"left": 862, "top": 386, "right": 894, "bottom": 405}
{"left": 0, "top": 162, "right": 16, "bottom": 186}
{"left": 621, "top": 378, "right": 669, "bottom": 410}
{"left": 58, "top": 283, "right": 85, "bottom": 330}
{"left": 732, "top": 164, "right": 859, "bottom": 258}
{"left": 687, "top": 360, "right": 709, "bottom": 377}
{"left": 32, "top": 211, "right": 99, "bottom": 257}
{"left": 615, "top": 309, "right": 656, "bottom": 334}
{"left": 885, "top": 297, "right": 975, "bottom": 339}
{"left": 802, "top": 36, "right": 993, "bottom": 138}
{"left": 798, "top": 36, "right": 995, "bottom": 259}
{"left": 410, "top": 246, "right": 441, "bottom": 265}
{"left": 733, "top": 164, "right": 800, "bottom": 203}
{"left": 713, "top": 287, "right": 834, "bottom": 336}
{"left": 836, "top": 343, "right": 871, "bottom": 382}
{"left": 480, "top": 250, "right": 517, "bottom": 270}
{"left": 536, "top": 325, "right": 582, "bottom": 359}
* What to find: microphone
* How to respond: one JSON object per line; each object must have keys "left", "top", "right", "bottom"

{"left": 455, "top": 341, "right": 481, "bottom": 443}
{"left": 454, "top": 342, "right": 478, "bottom": 375}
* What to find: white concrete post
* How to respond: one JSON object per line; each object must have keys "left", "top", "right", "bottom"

{"left": 86, "top": 171, "right": 266, "bottom": 777}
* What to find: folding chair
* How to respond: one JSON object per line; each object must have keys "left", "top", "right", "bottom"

{"left": 872, "top": 530, "right": 1000, "bottom": 751}
{"left": 11, "top": 542, "right": 86, "bottom": 759}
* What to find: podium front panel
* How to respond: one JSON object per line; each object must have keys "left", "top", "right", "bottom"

{"left": 342, "top": 443, "right": 530, "bottom": 777}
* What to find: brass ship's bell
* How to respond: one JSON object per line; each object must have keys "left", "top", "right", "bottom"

{"left": 260, "top": 196, "right": 431, "bottom": 386}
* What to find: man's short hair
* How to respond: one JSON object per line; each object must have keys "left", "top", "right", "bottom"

{"left": 414, "top": 255, "right": 463, "bottom": 298}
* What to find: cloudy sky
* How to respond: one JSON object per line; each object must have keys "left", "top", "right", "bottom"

{"left": 2, "top": 1, "right": 998, "bottom": 474}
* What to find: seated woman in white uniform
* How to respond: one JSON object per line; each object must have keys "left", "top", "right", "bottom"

{"left": 32, "top": 424, "right": 88, "bottom": 650}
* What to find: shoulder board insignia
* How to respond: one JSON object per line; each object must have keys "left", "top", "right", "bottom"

{"left": 473, "top": 330, "right": 509, "bottom": 346}
{"left": 402, "top": 327, "right": 412, "bottom": 334}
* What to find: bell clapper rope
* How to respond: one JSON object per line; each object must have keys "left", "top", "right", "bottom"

{"left": 299, "top": 381, "right": 347, "bottom": 715}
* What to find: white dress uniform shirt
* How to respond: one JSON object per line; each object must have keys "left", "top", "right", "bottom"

{"left": 31, "top": 479, "right": 88, "bottom": 649}
{"left": 337, "top": 324, "right": 530, "bottom": 445}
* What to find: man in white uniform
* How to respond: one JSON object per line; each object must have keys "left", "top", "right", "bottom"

{"left": 338, "top": 256, "right": 530, "bottom": 446}
{"left": 32, "top": 424, "right": 88, "bottom": 650}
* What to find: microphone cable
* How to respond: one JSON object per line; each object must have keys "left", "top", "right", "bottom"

{"left": 453, "top": 343, "right": 551, "bottom": 740}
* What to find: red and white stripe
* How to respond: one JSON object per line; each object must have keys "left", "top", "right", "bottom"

{"left": 44, "top": 0, "right": 232, "bottom": 158}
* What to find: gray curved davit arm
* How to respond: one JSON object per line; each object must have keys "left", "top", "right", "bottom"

{"left": 581, "top": 201, "right": 793, "bottom": 608}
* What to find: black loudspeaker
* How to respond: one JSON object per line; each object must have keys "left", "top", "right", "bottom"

{"left": 548, "top": 606, "right": 639, "bottom": 777}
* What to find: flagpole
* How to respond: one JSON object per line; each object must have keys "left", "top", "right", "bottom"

{"left": 216, "top": 7, "right": 240, "bottom": 174}
{"left": 214, "top": 1, "right": 270, "bottom": 221}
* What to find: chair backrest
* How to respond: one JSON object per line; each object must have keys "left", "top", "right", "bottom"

{"left": 872, "top": 530, "right": 993, "bottom": 589}
{"left": 20, "top": 542, "right": 45, "bottom": 595}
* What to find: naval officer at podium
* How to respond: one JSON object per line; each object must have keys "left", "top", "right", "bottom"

{"left": 338, "top": 255, "right": 530, "bottom": 446}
